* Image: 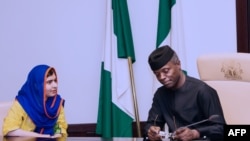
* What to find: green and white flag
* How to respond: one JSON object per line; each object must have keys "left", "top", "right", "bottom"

{"left": 153, "top": 0, "right": 187, "bottom": 92}
{"left": 96, "top": 0, "right": 135, "bottom": 138}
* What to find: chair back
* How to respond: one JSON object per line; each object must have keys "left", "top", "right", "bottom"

{"left": 197, "top": 52, "right": 250, "bottom": 124}
{"left": 0, "top": 101, "right": 13, "bottom": 136}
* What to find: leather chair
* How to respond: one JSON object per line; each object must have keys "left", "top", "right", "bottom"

{"left": 0, "top": 101, "right": 13, "bottom": 136}
{"left": 197, "top": 52, "right": 250, "bottom": 124}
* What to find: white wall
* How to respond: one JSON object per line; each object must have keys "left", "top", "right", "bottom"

{"left": 0, "top": 0, "right": 236, "bottom": 124}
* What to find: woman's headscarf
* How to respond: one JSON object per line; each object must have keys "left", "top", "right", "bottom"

{"left": 16, "top": 64, "right": 64, "bottom": 135}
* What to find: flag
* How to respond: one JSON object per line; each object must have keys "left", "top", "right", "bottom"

{"left": 96, "top": 0, "right": 136, "bottom": 137}
{"left": 156, "top": 0, "right": 186, "bottom": 70}
{"left": 153, "top": 0, "right": 187, "bottom": 92}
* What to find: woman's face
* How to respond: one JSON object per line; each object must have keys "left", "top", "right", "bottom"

{"left": 45, "top": 73, "right": 58, "bottom": 98}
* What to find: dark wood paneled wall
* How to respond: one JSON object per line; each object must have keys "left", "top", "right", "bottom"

{"left": 236, "top": 0, "right": 250, "bottom": 52}
{"left": 67, "top": 121, "right": 146, "bottom": 137}
{"left": 67, "top": 123, "right": 100, "bottom": 137}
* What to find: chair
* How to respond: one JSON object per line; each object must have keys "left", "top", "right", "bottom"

{"left": 197, "top": 52, "right": 250, "bottom": 124}
{"left": 0, "top": 101, "right": 13, "bottom": 136}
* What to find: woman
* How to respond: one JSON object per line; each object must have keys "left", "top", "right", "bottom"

{"left": 3, "top": 64, "right": 68, "bottom": 138}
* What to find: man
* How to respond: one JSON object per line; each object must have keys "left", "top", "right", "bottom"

{"left": 145, "top": 45, "right": 226, "bottom": 141}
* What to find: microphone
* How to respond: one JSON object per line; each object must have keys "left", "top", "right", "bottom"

{"left": 185, "top": 114, "right": 220, "bottom": 128}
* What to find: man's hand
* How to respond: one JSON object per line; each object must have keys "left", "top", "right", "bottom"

{"left": 147, "top": 126, "right": 161, "bottom": 141}
{"left": 173, "top": 127, "right": 200, "bottom": 141}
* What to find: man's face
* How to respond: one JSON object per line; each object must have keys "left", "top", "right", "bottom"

{"left": 153, "top": 61, "right": 181, "bottom": 89}
{"left": 45, "top": 73, "right": 58, "bottom": 98}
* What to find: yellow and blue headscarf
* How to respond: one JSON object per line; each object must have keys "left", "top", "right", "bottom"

{"left": 16, "top": 64, "right": 64, "bottom": 135}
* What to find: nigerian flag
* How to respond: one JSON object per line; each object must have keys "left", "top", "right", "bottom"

{"left": 153, "top": 0, "right": 187, "bottom": 92}
{"left": 96, "top": 0, "right": 135, "bottom": 138}
{"left": 156, "top": 0, "right": 186, "bottom": 70}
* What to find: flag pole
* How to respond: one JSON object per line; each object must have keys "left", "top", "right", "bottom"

{"left": 128, "top": 57, "right": 141, "bottom": 137}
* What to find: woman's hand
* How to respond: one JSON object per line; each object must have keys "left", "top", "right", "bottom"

{"left": 50, "top": 134, "right": 62, "bottom": 138}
